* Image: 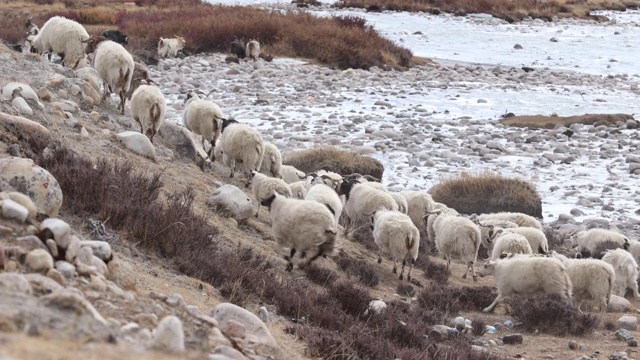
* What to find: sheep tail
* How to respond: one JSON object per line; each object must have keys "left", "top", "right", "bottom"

{"left": 406, "top": 234, "right": 416, "bottom": 251}
{"left": 150, "top": 102, "right": 161, "bottom": 126}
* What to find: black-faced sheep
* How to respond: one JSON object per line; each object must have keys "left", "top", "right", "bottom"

{"left": 246, "top": 171, "right": 292, "bottom": 216}
{"left": 570, "top": 228, "right": 629, "bottom": 258}
{"left": 489, "top": 230, "right": 533, "bottom": 260}
{"left": 338, "top": 180, "right": 398, "bottom": 234}
{"left": 429, "top": 211, "right": 482, "bottom": 281}
{"left": 305, "top": 183, "right": 342, "bottom": 228}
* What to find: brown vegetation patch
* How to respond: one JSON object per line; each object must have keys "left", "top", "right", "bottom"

{"left": 430, "top": 172, "right": 543, "bottom": 218}
{"left": 500, "top": 113, "right": 635, "bottom": 129}
{"left": 417, "top": 283, "right": 497, "bottom": 315}
{"left": 283, "top": 147, "right": 384, "bottom": 179}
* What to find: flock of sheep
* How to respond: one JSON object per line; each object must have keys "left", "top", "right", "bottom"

{"left": 18, "top": 15, "right": 640, "bottom": 315}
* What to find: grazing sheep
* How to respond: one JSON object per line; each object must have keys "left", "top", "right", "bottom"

{"left": 31, "top": 16, "right": 90, "bottom": 69}
{"left": 476, "top": 211, "right": 543, "bottom": 231}
{"left": 430, "top": 212, "right": 482, "bottom": 281}
{"left": 246, "top": 39, "right": 260, "bottom": 61}
{"left": 503, "top": 226, "right": 548, "bottom": 254}
{"left": 313, "top": 169, "right": 343, "bottom": 190}
{"left": 389, "top": 192, "right": 408, "bottom": 214}
{"left": 88, "top": 37, "right": 134, "bottom": 115}
{"left": 157, "top": 36, "right": 186, "bottom": 58}
{"left": 401, "top": 190, "right": 437, "bottom": 240}
{"left": 479, "top": 254, "right": 572, "bottom": 313}
{"left": 280, "top": 165, "right": 306, "bottom": 184}
{"left": 25, "top": 18, "right": 39, "bottom": 36}
{"left": 260, "top": 142, "right": 283, "bottom": 178}
{"left": 549, "top": 251, "right": 614, "bottom": 313}
{"left": 206, "top": 184, "right": 254, "bottom": 222}
{"left": 230, "top": 38, "right": 246, "bottom": 59}
{"left": 246, "top": 171, "right": 292, "bottom": 216}
{"left": 371, "top": 209, "right": 420, "bottom": 281}
{"left": 472, "top": 218, "right": 519, "bottom": 247}
{"left": 305, "top": 183, "right": 342, "bottom": 228}
{"left": 289, "top": 181, "right": 308, "bottom": 200}
{"left": 601, "top": 248, "right": 640, "bottom": 298}
{"left": 102, "top": 29, "right": 128, "bottom": 45}
{"left": 338, "top": 180, "right": 398, "bottom": 234}
{"left": 570, "top": 228, "right": 629, "bottom": 258}
{"left": 183, "top": 91, "right": 225, "bottom": 161}
{"left": 489, "top": 230, "right": 533, "bottom": 260}
{"left": 130, "top": 85, "right": 166, "bottom": 143}
{"left": 261, "top": 192, "right": 337, "bottom": 271}
{"left": 219, "top": 119, "right": 265, "bottom": 178}
{"left": 425, "top": 203, "right": 459, "bottom": 245}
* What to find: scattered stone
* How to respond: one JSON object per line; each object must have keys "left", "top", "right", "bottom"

{"left": 11, "top": 97, "right": 33, "bottom": 116}
{"left": 629, "top": 339, "right": 638, "bottom": 347}
{"left": 0, "top": 157, "right": 62, "bottom": 217}
{"left": 0, "top": 199, "right": 29, "bottom": 223}
{"left": 116, "top": 131, "right": 157, "bottom": 161}
{"left": 24, "top": 273, "right": 63, "bottom": 296}
{"left": 0, "top": 272, "right": 33, "bottom": 295}
{"left": 25, "top": 248, "right": 54, "bottom": 273}
{"left": 513, "top": 44, "right": 523, "bottom": 50}
{"left": 569, "top": 340, "right": 578, "bottom": 350}
{"left": 550, "top": 37, "right": 559, "bottom": 42}
{"left": 150, "top": 315, "right": 185, "bottom": 352}
{"left": 106, "top": 258, "right": 137, "bottom": 290}
{"left": 616, "top": 315, "right": 638, "bottom": 331}
{"left": 46, "top": 268, "right": 66, "bottom": 286}
{"left": 81, "top": 240, "right": 113, "bottom": 262}
{"left": 616, "top": 328, "right": 634, "bottom": 342}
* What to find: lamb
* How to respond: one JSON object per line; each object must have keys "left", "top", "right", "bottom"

{"left": 246, "top": 39, "right": 261, "bottom": 61}
{"left": 549, "top": 251, "right": 614, "bottom": 313}
{"left": 130, "top": 85, "right": 166, "bottom": 143}
{"left": 489, "top": 230, "right": 533, "bottom": 260}
{"left": 430, "top": 212, "right": 482, "bottom": 281}
{"left": 601, "top": 248, "right": 640, "bottom": 298}
{"left": 157, "top": 36, "right": 186, "bottom": 58}
{"left": 30, "top": 16, "right": 90, "bottom": 69}
{"left": 401, "top": 190, "right": 437, "bottom": 240}
{"left": 280, "top": 165, "right": 306, "bottom": 184}
{"left": 570, "top": 228, "right": 630, "bottom": 258}
{"left": 206, "top": 184, "right": 254, "bottom": 222}
{"left": 371, "top": 209, "right": 420, "bottom": 281}
{"left": 338, "top": 180, "right": 398, "bottom": 233}
{"left": 476, "top": 211, "right": 543, "bottom": 231}
{"left": 305, "top": 183, "right": 343, "bottom": 228}
{"left": 247, "top": 171, "right": 292, "bottom": 216}
{"left": 219, "top": 119, "right": 265, "bottom": 179}
{"left": 182, "top": 91, "right": 225, "bottom": 162}
{"left": 87, "top": 37, "right": 134, "bottom": 115}
{"left": 261, "top": 192, "right": 337, "bottom": 271}
{"left": 259, "top": 142, "right": 282, "bottom": 178}
{"left": 479, "top": 254, "right": 572, "bottom": 313}
{"left": 230, "top": 38, "right": 246, "bottom": 59}
{"left": 389, "top": 192, "right": 408, "bottom": 214}
{"left": 289, "top": 181, "right": 308, "bottom": 199}
{"left": 101, "top": 29, "right": 128, "bottom": 45}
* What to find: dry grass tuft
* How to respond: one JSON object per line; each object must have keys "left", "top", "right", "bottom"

{"left": 417, "top": 283, "right": 496, "bottom": 315}
{"left": 430, "top": 171, "right": 543, "bottom": 218}
{"left": 284, "top": 147, "right": 384, "bottom": 179}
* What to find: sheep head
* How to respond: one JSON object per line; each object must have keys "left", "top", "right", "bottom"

{"left": 221, "top": 118, "right": 239, "bottom": 133}
{"left": 337, "top": 181, "right": 354, "bottom": 200}
{"left": 83, "top": 35, "right": 107, "bottom": 54}
{"left": 260, "top": 192, "right": 277, "bottom": 208}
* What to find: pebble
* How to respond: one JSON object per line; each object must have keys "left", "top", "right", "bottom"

{"left": 616, "top": 315, "right": 638, "bottom": 331}
{"left": 25, "top": 248, "right": 54, "bottom": 273}
{"left": 503, "top": 334, "right": 523, "bottom": 345}
{"left": 150, "top": 315, "right": 185, "bottom": 352}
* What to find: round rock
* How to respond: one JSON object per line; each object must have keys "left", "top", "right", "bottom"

{"left": 25, "top": 248, "right": 54, "bottom": 273}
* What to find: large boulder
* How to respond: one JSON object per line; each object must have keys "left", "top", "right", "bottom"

{"left": 116, "top": 131, "right": 157, "bottom": 161}
{"left": 0, "top": 157, "right": 63, "bottom": 217}
{"left": 0, "top": 112, "right": 50, "bottom": 146}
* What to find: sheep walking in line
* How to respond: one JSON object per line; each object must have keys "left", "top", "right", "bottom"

{"left": 549, "top": 251, "right": 614, "bottom": 313}
{"left": 429, "top": 211, "right": 482, "bottom": 281}
{"left": 247, "top": 171, "right": 292, "bottom": 216}
{"left": 601, "top": 248, "right": 640, "bottom": 298}
{"left": 30, "top": 16, "right": 90, "bottom": 69}
{"left": 158, "top": 36, "right": 186, "bottom": 58}
{"left": 246, "top": 39, "right": 260, "bottom": 61}
{"left": 479, "top": 254, "right": 573, "bottom": 313}
{"left": 183, "top": 91, "right": 225, "bottom": 162}
{"left": 85, "top": 36, "right": 134, "bottom": 115}
{"left": 261, "top": 192, "right": 337, "bottom": 271}
{"left": 371, "top": 209, "right": 420, "bottom": 281}
{"left": 130, "top": 85, "right": 166, "bottom": 143}
{"left": 218, "top": 119, "right": 265, "bottom": 179}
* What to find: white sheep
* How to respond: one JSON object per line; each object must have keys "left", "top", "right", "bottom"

{"left": 305, "top": 170, "right": 342, "bottom": 191}
{"left": 371, "top": 209, "right": 420, "bottom": 281}
{"left": 338, "top": 181, "right": 398, "bottom": 234}
{"left": 305, "top": 183, "right": 342, "bottom": 228}
{"left": 473, "top": 219, "right": 519, "bottom": 247}
{"left": 218, "top": 119, "right": 265, "bottom": 179}
{"left": 206, "top": 184, "right": 254, "bottom": 222}
{"left": 157, "top": 36, "right": 186, "bottom": 58}
{"left": 279, "top": 165, "right": 306, "bottom": 184}
{"left": 260, "top": 142, "right": 282, "bottom": 178}
{"left": 30, "top": 16, "right": 89, "bottom": 69}
{"left": 246, "top": 39, "right": 261, "bottom": 61}
{"left": 549, "top": 251, "right": 614, "bottom": 313}
{"left": 130, "top": 84, "right": 166, "bottom": 143}
{"left": 431, "top": 212, "right": 481, "bottom": 281}
{"left": 503, "top": 226, "right": 548, "bottom": 254}
{"left": 401, "top": 190, "right": 437, "bottom": 240}
{"left": 289, "top": 181, "right": 308, "bottom": 200}
{"left": 183, "top": 91, "right": 225, "bottom": 161}
{"left": 90, "top": 38, "right": 134, "bottom": 115}
{"left": 476, "top": 212, "right": 543, "bottom": 231}
{"left": 261, "top": 192, "right": 337, "bottom": 271}
{"left": 479, "top": 254, "right": 572, "bottom": 313}
{"left": 489, "top": 230, "right": 533, "bottom": 260}
{"left": 389, "top": 192, "right": 408, "bottom": 214}
{"left": 601, "top": 248, "right": 640, "bottom": 298}
{"left": 425, "top": 203, "right": 459, "bottom": 245}
{"left": 247, "top": 171, "right": 292, "bottom": 216}
{"left": 570, "top": 228, "right": 629, "bottom": 258}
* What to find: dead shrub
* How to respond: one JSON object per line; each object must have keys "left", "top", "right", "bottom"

{"left": 396, "top": 283, "right": 415, "bottom": 297}
{"left": 506, "top": 293, "right": 599, "bottom": 335}
{"left": 428, "top": 337, "right": 508, "bottom": 360}
{"left": 471, "top": 318, "right": 486, "bottom": 336}
{"left": 283, "top": 147, "right": 384, "bottom": 179}
{"left": 430, "top": 172, "right": 542, "bottom": 218}
{"left": 334, "top": 252, "right": 380, "bottom": 288}
{"left": 349, "top": 224, "right": 379, "bottom": 252}
{"left": 304, "top": 263, "right": 338, "bottom": 286}
{"left": 414, "top": 256, "right": 450, "bottom": 284}
{"left": 330, "top": 280, "right": 371, "bottom": 316}
{"left": 77, "top": 7, "right": 118, "bottom": 25}
{"left": 418, "top": 283, "right": 496, "bottom": 315}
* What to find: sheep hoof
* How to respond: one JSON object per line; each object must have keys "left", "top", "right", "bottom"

{"left": 482, "top": 307, "right": 492, "bottom": 313}
{"left": 392, "top": 268, "right": 397, "bottom": 274}
{"left": 472, "top": 275, "right": 478, "bottom": 282}
{"left": 399, "top": 274, "right": 403, "bottom": 281}
{"left": 462, "top": 273, "right": 467, "bottom": 279}
{"left": 377, "top": 257, "right": 382, "bottom": 264}
{"left": 407, "top": 275, "right": 411, "bottom": 282}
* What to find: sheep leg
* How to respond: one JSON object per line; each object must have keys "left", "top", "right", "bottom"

{"left": 483, "top": 293, "right": 503, "bottom": 313}
{"left": 377, "top": 251, "right": 383, "bottom": 264}
{"left": 629, "top": 279, "right": 640, "bottom": 298}
{"left": 119, "top": 92, "right": 125, "bottom": 115}
{"left": 255, "top": 203, "right": 260, "bottom": 218}
{"left": 471, "top": 261, "right": 477, "bottom": 282}
{"left": 392, "top": 259, "right": 397, "bottom": 274}
{"left": 399, "top": 259, "right": 405, "bottom": 281}
{"left": 406, "top": 259, "right": 414, "bottom": 282}
{"left": 445, "top": 258, "right": 451, "bottom": 271}
{"left": 284, "top": 248, "right": 296, "bottom": 272}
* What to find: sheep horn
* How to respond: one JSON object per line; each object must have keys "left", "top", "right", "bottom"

{"left": 206, "top": 88, "right": 216, "bottom": 98}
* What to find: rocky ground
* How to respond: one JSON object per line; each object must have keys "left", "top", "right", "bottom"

{"left": 2, "top": 38, "right": 640, "bottom": 360}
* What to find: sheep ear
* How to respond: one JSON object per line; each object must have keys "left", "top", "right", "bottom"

{"left": 499, "top": 252, "right": 509, "bottom": 259}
